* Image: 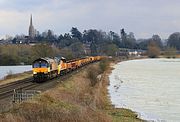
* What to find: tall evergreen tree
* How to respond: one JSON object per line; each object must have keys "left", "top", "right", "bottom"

{"left": 71, "top": 27, "right": 82, "bottom": 41}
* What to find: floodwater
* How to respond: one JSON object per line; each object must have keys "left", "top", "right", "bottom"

{"left": 108, "top": 58, "right": 180, "bottom": 122}
{"left": 0, "top": 65, "right": 32, "bottom": 80}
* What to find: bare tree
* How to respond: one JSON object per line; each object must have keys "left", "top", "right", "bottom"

{"left": 147, "top": 41, "right": 160, "bottom": 58}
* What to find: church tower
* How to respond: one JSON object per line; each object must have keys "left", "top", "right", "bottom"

{"left": 29, "top": 14, "right": 35, "bottom": 39}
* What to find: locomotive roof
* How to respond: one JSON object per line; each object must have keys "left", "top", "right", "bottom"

{"left": 33, "top": 58, "right": 48, "bottom": 63}
{"left": 32, "top": 57, "right": 66, "bottom": 64}
{"left": 33, "top": 57, "right": 56, "bottom": 63}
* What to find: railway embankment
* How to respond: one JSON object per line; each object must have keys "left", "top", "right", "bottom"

{"left": 0, "top": 58, "right": 144, "bottom": 122}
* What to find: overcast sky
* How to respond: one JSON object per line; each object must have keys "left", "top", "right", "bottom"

{"left": 0, "top": 0, "right": 180, "bottom": 39}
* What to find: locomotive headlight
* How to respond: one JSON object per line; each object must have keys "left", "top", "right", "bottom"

{"left": 33, "top": 71, "right": 37, "bottom": 74}
{"left": 44, "top": 71, "right": 48, "bottom": 74}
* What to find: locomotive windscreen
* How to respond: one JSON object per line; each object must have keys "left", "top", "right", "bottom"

{"left": 33, "top": 61, "right": 48, "bottom": 68}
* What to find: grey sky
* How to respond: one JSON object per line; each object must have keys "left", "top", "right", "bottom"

{"left": 0, "top": 0, "right": 180, "bottom": 39}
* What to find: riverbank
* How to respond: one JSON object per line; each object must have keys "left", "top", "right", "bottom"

{"left": 0, "top": 59, "right": 144, "bottom": 122}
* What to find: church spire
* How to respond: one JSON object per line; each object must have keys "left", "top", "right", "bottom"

{"left": 30, "top": 14, "right": 33, "bottom": 26}
{"left": 29, "top": 14, "right": 35, "bottom": 39}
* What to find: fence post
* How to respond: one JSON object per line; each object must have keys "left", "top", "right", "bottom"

{"left": 12, "top": 89, "right": 16, "bottom": 103}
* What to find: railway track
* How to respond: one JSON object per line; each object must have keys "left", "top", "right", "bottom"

{"left": 0, "top": 62, "right": 98, "bottom": 101}
{"left": 0, "top": 77, "right": 36, "bottom": 99}
{"left": 0, "top": 72, "right": 77, "bottom": 100}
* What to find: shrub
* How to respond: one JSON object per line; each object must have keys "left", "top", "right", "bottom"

{"left": 87, "top": 66, "right": 100, "bottom": 87}
{"left": 147, "top": 41, "right": 160, "bottom": 58}
{"left": 99, "top": 59, "right": 109, "bottom": 73}
{"left": 165, "top": 47, "right": 177, "bottom": 58}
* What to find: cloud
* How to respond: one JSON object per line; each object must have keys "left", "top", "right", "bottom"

{"left": 0, "top": 0, "right": 49, "bottom": 11}
{"left": 0, "top": 0, "right": 180, "bottom": 39}
{"left": 0, "top": 10, "right": 29, "bottom": 36}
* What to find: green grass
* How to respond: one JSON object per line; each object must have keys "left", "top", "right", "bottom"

{"left": 108, "top": 108, "right": 145, "bottom": 122}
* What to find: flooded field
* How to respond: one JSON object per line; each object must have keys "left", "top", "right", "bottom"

{"left": 108, "top": 58, "right": 180, "bottom": 122}
{"left": 0, "top": 65, "right": 32, "bottom": 80}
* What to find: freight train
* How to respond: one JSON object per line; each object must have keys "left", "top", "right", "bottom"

{"left": 32, "top": 56, "right": 103, "bottom": 82}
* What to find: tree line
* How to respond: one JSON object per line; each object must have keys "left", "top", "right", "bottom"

{"left": 5, "top": 27, "right": 180, "bottom": 51}
{"left": 0, "top": 44, "right": 60, "bottom": 65}
{"left": 0, "top": 27, "right": 180, "bottom": 65}
{"left": 36, "top": 28, "right": 180, "bottom": 51}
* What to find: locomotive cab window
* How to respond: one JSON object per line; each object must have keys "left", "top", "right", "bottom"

{"left": 33, "top": 62, "right": 40, "bottom": 68}
{"left": 33, "top": 60, "right": 48, "bottom": 68}
{"left": 40, "top": 61, "right": 48, "bottom": 68}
